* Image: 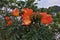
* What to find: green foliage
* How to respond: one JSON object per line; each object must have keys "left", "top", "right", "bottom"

{"left": 0, "top": 23, "right": 58, "bottom": 40}
{"left": 0, "top": 0, "right": 59, "bottom": 40}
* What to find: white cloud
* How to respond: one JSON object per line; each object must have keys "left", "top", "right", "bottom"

{"left": 37, "top": 0, "right": 60, "bottom": 8}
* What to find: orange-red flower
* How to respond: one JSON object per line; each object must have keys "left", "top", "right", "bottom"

{"left": 27, "top": 8, "right": 33, "bottom": 16}
{"left": 40, "top": 12, "right": 53, "bottom": 25}
{"left": 4, "top": 16, "right": 11, "bottom": 21}
{"left": 22, "top": 8, "right": 33, "bottom": 25}
{"left": 11, "top": 8, "right": 19, "bottom": 16}
{"left": 22, "top": 15, "right": 32, "bottom": 26}
{"left": 22, "top": 8, "right": 28, "bottom": 14}
{"left": 22, "top": 8, "right": 33, "bottom": 16}
{"left": 6, "top": 20, "right": 12, "bottom": 26}
{"left": 4, "top": 16, "right": 12, "bottom": 26}
{"left": 22, "top": 18, "right": 31, "bottom": 25}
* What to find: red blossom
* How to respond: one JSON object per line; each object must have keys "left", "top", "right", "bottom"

{"left": 4, "top": 16, "right": 11, "bottom": 21}
{"left": 11, "top": 8, "right": 19, "bottom": 16}
{"left": 40, "top": 12, "right": 53, "bottom": 25}
{"left": 22, "top": 8, "right": 33, "bottom": 25}
{"left": 6, "top": 20, "right": 12, "bottom": 26}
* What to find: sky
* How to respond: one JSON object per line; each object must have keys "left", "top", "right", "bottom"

{"left": 36, "top": 0, "right": 60, "bottom": 8}
{"left": 17, "top": 0, "right": 60, "bottom": 8}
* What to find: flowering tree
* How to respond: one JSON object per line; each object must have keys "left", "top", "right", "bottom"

{"left": 0, "top": 0, "right": 59, "bottom": 40}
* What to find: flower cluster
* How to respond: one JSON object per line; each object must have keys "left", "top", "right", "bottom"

{"left": 3, "top": 8, "right": 53, "bottom": 26}
{"left": 4, "top": 16, "right": 12, "bottom": 26}
{"left": 40, "top": 12, "right": 53, "bottom": 25}
{"left": 11, "top": 8, "right": 19, "bottom": 16}
{"left": 22, "top": 8, "right": 33, "bottom": 25}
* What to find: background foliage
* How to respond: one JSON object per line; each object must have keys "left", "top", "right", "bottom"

{"left": 0, "top": 0, "right": 60, "bottom": 40}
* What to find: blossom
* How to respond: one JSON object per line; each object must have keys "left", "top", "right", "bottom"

{"left": 4, "top": 16, "right": 11, "bottom": 21}
{"left": 22, "top": 8, "right": 33, "bottom": 16}
{"left": 22, "top": 15, "right": 32, "bottom": 25}
{"left": 4, "top": 16, "right": 12, "bottom": 26}
{"left": 22, "top": 8, "right": 33, "bottom": 25}
{"left": 22, "top": 19, "right": 31, "bottom": 25}
{"left": 6, "top": 20, "right": 12, "bottom": 26}
{"left": 40, "top": 12, "right": 47, "bottom": 17}
{"left": 11, "top": 8, "right": 19, "bottom": 16}
{"left": 40, "top": 12, "right": 53, "bottom": 25}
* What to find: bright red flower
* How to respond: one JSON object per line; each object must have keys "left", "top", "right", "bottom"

{"left": 22, "top": 19, "right": 31, "bottom": 25}
{"left": 27, "top": 8, "right": 33, "bottom": 16}
{"left": 22, "top": 15, "right": 32, "bottom": 25}
{"left": 40, "top": 12, "right": 53, "bottom": 25}
{"left": 22, "top": 8, "right": 33, "bottom": 16}
{"left": 4, "top": 16, "right": 11, "bottom": 21}
{"left": 6, "top": 20, "right": 12, "bottom": 26}
{"left": 40, "top": 12, "right": 47, "bottom": 17}
{"left": 22, "top": 8, "right": 33, "bottom": 25}
{"left": 11, "top": 8, "right": 19, "bottom": 16}
{"left": 22, "top": 8, "right": 28, "bottom": 14}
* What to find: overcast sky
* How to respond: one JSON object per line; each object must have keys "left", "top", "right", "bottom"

{"left": 37, "top": 0, "right": 60, "bottom": 8}
{"left": 17, "top": 0, "right": 60, "bottom": 8}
